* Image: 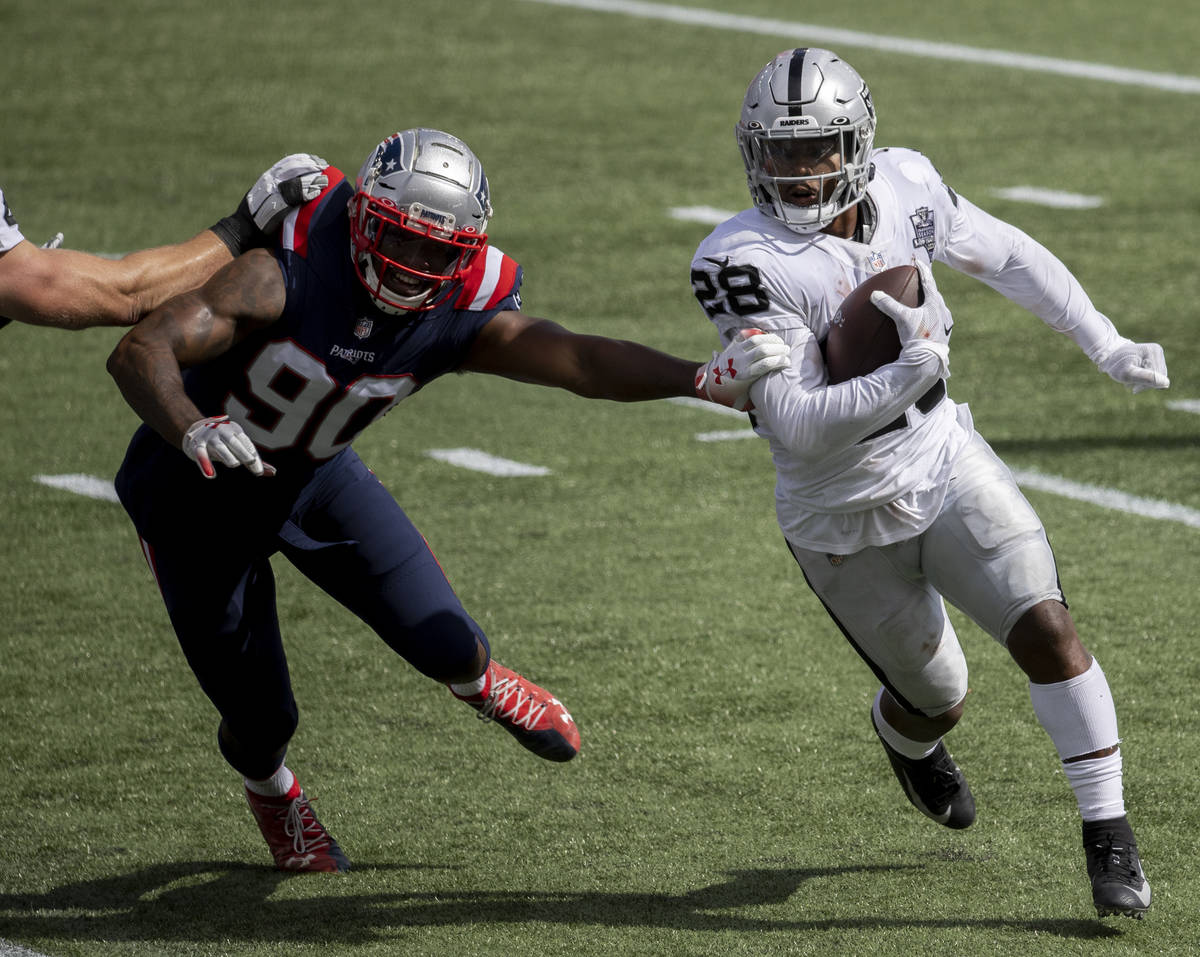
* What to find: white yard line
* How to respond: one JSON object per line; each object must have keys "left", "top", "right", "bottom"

{"left": 1166, "top": 399, "right": 1200, "bottom": 415}
{"left": 521, "top": 0, "right": 1200, "bottom": 94}
{"left": 426, "top": 448, "right": 551, "bottom": 476}
{"left": 1011, "top": 467, "right": 1200, "bottom": 529}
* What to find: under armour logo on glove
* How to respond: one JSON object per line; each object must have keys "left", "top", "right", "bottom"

{"left": 708, "top": 359, "right": 737, "bottom": 386}
{"left": 694, "top": 329, "right": 790, "bottom": 410}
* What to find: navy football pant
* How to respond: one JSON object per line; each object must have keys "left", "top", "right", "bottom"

{"left": 138, "top": 450, "right": 488, "bottom": 779}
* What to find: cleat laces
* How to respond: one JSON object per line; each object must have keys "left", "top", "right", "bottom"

{"left": 476, "top": 675, "right": 548, "bottom": 731}
{"left": 283, "top": 794, "right": 330, "bottom": 857}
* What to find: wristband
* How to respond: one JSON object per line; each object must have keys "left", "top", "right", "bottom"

{"left": 209, "top": 196, "right": 260, "bottom": 257}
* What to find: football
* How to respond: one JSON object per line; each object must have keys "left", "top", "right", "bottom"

{"left": 824, "top": 264, "right": 921, "bottom": 384}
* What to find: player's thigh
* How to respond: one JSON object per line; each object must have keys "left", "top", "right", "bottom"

{"left": 280, "top": 453, "right": 482, "bottom": 676}
{"left": 789, "top": 539, "right": 967, "bottom": 717}
{"left": 923, "top": 435, "right": 1063, "bottom": 643}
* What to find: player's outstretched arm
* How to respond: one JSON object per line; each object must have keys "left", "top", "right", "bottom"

{"left": 462, "top": 311, "right": 788, "bottom": 408}
{"left": 0, "top": 232, "right": 234, "bottom": 330}
{"left": 107, "top": 248, "right": 285, "bottom": 477}
{"left": 0, "top": 154, "right": 326, "bottom": 330}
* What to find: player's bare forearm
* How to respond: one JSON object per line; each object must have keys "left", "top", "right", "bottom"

{"left": 465, "top": 312, "right": 697, "bottom": 400}
{"left": 107, "top": 249, "right": 285, "bottom": 444}
{"left": 98, "top": 230, "right": 234, "bottom": 325}
{"left": 0, "top": 231, "right": 232, "bottom": 330}
{"left": 567, "top": 334, "right": 697, "bottom": 400}
{"left": 107, "top": 293, "right": 221, "bottom": 445}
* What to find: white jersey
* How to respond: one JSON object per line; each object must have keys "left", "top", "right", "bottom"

{"left": 690, "top": 148, "right": 1123, "bottom": 553}
{"left": 0, "top": 187, "right": 25, "bottom": 251}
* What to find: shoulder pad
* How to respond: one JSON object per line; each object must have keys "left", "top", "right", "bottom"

{"left": 454, "top": 245, "right": 521, "bottom": 311}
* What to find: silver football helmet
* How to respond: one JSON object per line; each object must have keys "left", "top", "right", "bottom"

{"left": 349, "top": 128, "right": 492, "bottom": 313}
{"left": 736, "top": 48, "right": 876, "bottom": 234}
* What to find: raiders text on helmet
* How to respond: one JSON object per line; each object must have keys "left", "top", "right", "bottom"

{"left": 736, "top": 48, "right": 876, "bottom": 234}
{"left": 349, "top": 129, "right": 493, "bottom": 314}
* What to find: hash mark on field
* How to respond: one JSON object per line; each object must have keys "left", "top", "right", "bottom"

{"left": 34, "top": 473, "right": 120, "bottom": 502}
{"left": 0, "top": 938, "right": 55, "bottom": 957}
{"left": 1166, "top": 399, "right": 1200, "bottom": 414}
{"left": 426, "top": 448, "right": 551, "bottom": 476}
{"left": 992, "top": 186, "right": 1103, "bottom": 208}
{"left": 695, "top": 429, "right": 759, "bottom": 442}
{"left": 522, "top": 0, "right": 1200, "bottom": 94}
{"left": 667, "top": 396, "right": 748, "bottom": 418}
{"left": 669, "top": 205, "right": 735, "bottom": 226}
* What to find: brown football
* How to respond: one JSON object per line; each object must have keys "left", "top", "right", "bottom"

{"left": 824, "top": 265, "right": 921, "bottom": 384}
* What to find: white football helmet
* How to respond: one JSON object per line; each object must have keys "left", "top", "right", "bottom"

{"left": 349, "top": 128, "right": 492, "bottom": 313}
{"left": 736, "top": 48, "right": 876, "bottom": 234}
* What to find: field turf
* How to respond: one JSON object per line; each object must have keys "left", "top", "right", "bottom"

{"left": 2, "top": 2, "right": 1198, "bottom": 954}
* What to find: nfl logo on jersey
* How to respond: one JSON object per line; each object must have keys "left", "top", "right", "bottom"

{"left": 354, "top": 317, "right": 374, "bottom": 340}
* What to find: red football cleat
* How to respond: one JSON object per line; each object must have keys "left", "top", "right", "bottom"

{"left": 245, "top": 780, "right": 350, "bottom": 872}
{"left": 452, "top": 661, "right": 580, "bottom": 762}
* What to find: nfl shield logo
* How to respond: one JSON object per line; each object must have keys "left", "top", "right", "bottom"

{"left": 868, "top": 250, "right": 887, "bottom": 272}
{"left": 353, "top": 317, "right": 374, "bottom": 340}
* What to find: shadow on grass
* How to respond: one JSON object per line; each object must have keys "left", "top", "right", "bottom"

{"left": 0, "top": 860, "right": 1124, "bottom": 946}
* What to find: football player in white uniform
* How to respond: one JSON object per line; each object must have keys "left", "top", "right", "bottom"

{"left": 0, "top": 155, "right": 329, "bottom": 330}
{"left": 690, "top": 48, "right": 1167, "bottom": 919}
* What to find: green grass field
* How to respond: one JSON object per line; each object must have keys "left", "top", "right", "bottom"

{"left": 2, "top": 1, "right": 1198, "bottom": 955}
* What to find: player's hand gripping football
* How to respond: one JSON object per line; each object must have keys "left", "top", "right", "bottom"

{"left": 245, "top": 153, "right": 329, "bottom": 232}
{"left": 182, "top": 415, "right": 275, "bottom": 479}
{"left": 1097, "top": 339, "right": 1170, "bottom": 393}
{"left": 869, "top": 258, "right": 953, "bottom": 349}
{"left": 694, "top": 328, "right": 790, "bottom": 410}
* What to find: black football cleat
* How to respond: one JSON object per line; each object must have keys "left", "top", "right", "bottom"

{"left": 1083, "top": 816, "right": 1151, "bottom": 919}
{"left": 872, "top": 710, "right": 975, "bottom": 829}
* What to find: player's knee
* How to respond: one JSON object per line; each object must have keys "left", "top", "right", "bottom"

{"left": 1006, "top": 599, "right": 1090, "bottom": 682}
{"left": 398, "top": 612, "right": 490, "bottom": 683}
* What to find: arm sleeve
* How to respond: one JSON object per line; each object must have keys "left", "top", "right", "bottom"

{"left": 749, "top": 328, "right": 949, "bottom": 462}
{"left": 1, "top": 187, "right": 25, "bottom": 251}
{"left": 938, "top": 193, "right": 1122, "bottom": 362}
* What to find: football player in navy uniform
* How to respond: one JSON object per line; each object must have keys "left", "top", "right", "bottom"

{"left": 107, "top": 128, "right": 789, "bottom": 873}
{"left": 689, "top": 49, "right": 1167, "bottom": 918}
{"left": 0, "top": 155, "right": 328, "bottom": 330}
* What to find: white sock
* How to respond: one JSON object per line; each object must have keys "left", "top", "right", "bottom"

{"left": 245, "top": 764, "right": 295, "bottom": 797}
{"left": 1028, "top": 657, "right": 1120, "bottom": 760}
{"left": 1028, "top": 657, "right": 1126, "bottom": 822}
{"left": 449, "top": 668, "right": 491, "bottom": 698}
{"left": 872, "top": 687, "right": 939, "bottom": 759}
{"left": 1063, "top": 751, "right": 1126, "bottom": 822}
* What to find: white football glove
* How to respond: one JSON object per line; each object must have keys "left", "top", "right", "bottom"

{"left": 40, "top": 232, "right": 63, "bottom": 249}
{"left": 869, "top": 258, "right": 953, "bottom": 349}
{"left": 1096, "top": 339, "right": 1169, "bottom": 393}
{"left": 182, "top": 415, "right": 275, "bottom": 479}
{"left": 245, "top": 153, "right": 329, "bottom": 232}
{"left": 694, "top": 328, "right": 790, "bottom": 410}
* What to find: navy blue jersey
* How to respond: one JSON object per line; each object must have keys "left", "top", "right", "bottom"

{"left": 116, "top": 167, "right": 523, "bottom": 538}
